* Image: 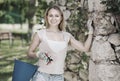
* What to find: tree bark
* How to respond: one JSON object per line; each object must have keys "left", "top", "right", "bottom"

{"left": 88, "top": 0, "right": 120, "bottom": 81}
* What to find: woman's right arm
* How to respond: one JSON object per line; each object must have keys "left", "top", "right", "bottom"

{"left": 27, "top": 33, "right": 41, "bottom": 58}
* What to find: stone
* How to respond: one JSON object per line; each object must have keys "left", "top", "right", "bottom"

{"left": 108, "top": 34, "right": 120, "bottom": 46}
{"left": 67, "top": 63, "right": 80, "bottom": 72}
{"left": 45, "top": 0, "right": 54, "bottom": 5}
{"left": 79, "top": 69, "right": 88, "bottom": 81}
{"left": 63, "top": 10, "right": 71, "bottom": 20}
{"left": 58, "top": 0, "right": 66, "bottom": 6}
{"left": 91, "top": 39, "right": 116, "bottom": 61}
{"left": 64, "top": 71, "right": 78, "bottom": 81}
{"left": 67, "top": 52, "right": 81, "bottom": 64}
{"left": 88, "top": 0, "right": 106, "bottom": 12}
{"left": 93, "top": 13, "right": 116, "bottom": 35}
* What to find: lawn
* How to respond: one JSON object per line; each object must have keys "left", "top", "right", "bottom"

{"left": 0, "top": 39, "right": 37, "bottom": 81}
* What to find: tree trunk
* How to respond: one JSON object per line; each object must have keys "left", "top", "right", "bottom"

{"left": 88, "top": 0, "right": 120, "bottom": 81}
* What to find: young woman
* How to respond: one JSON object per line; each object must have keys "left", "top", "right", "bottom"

{"left": 28, "top": 5, "right": 93, "bottom": 81}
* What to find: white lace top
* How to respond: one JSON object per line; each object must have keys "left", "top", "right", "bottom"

{"left": 36, "top": 29, "right": 72, "bottom": 74}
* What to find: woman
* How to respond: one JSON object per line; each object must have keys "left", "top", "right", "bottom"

{"left": 28, "top": 5, "right": 93, "bottom": 81}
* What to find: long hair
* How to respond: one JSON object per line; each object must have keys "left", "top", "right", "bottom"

{"left": 44, "top": 5, "right": 65, "bottom": 31}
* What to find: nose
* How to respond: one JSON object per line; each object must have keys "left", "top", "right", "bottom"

{"left": 51, "top": 16, "right": 56, "bottom": 20}
{"left": 51, "top": 17, "right": 54, "bottom": 20}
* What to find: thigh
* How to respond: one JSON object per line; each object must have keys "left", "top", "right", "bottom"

{"left": 52, "top": 75, "right": 64, "bottom": 81}
{"left": 31, "top": 71, "right": 48, "bottom": 81}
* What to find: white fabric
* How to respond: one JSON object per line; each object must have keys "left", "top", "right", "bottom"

{"left": 36, "top": 29, "right": 71, "bottom": 74}
{"left": 47, "top": 39, "right": 67, "bottom": 53}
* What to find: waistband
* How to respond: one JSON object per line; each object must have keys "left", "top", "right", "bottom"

{"left": 37, "top": 71, "right": 63, "bottom": 76}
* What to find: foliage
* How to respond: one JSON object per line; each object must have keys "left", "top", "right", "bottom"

{"left": 36, "top": 0, "right": 48, "bottom": 24}
{"left": 70, "top": 8, "right": 87, "bottom": 30}
{"left": 101, "top": 0, "right": 120, "bottom": 15}
{"left": 67, "top": 5, "right": 88, "bottom": 40}
{"left": 0, "top": 0, "right": 30, "bottom": 24}
{"left": 0, "top": 0, "right": 49, "bottom": 24}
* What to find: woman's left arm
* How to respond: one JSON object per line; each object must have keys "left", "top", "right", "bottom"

{"left": 69, "top": 19, "right": 93, "bottom": 52}
{"left": 69, "top": 34, "right": 93, "bottom": 52}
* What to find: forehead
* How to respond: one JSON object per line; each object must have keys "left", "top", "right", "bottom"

{"left": 48, "top": 8, "right": 61, "bottom": 15}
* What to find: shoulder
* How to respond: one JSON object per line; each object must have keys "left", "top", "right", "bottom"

{"left": 35, "top": 28, "right": 46, "bottom": 40}
{"left": 62, "top": 31, "right": 72, "bottom": 37}
{"left": 36, "top": 28, "right": 46, "bottom": 33}
{"left": 62, "top": 31, "right": 73, "bottom": 42}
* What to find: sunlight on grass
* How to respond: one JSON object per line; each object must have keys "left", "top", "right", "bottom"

{"left": 0, "top": 39, "right": 37, "bottom": 81}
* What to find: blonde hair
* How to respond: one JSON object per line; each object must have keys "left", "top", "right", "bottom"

{"left": 44, "top": 5, "right": 65, "bottom": 31}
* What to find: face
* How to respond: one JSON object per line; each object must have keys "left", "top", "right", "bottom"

{"left": 47, "top": 8, "right": 62, "bottom": 27}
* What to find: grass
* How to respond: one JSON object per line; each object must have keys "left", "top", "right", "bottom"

{"left": 0, "top": 39, "right": 37, "bottom": 81}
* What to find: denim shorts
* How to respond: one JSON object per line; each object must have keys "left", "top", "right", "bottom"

{"left": 31, "top": 71, "right": 64, "bottom": 81}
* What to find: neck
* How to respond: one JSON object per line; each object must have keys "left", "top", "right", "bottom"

{"left": 46, "top": 29, "right": 61, "bottom": 33}
{"left": 47, "top": 26, "right": 60, "bottom": 32}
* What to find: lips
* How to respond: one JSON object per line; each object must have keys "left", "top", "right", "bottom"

{"left": 51, "top": 20, "right": 57, "bottom": 23}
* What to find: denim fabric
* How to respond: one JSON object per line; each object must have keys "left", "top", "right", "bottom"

{"left": 31, "top": 71, "right": 64, "bottom": 81}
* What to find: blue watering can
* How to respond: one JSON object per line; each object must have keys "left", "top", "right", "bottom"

{"left": 12, "top": 59, "right": 38, "bottom": 81}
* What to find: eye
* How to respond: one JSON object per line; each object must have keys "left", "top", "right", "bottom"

{"left": 55, "top": 15, "right": 60, "bottom": 17}
{"left": 48, "top": 14, "right": 53, "bottom": 17}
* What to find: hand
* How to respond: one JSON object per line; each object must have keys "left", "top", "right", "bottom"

{"left": 36, "top": 51, "right": 53, "bottom": 65}
{"left": 87, "top": 18, "right": 94, "bottom": 34}
{"left": 36, "top": 51, "right": 47, "bottom": 60}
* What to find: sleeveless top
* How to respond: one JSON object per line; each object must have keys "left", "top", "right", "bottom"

{"left": 36, "top": 29, "right": 72, "bottom": 74}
